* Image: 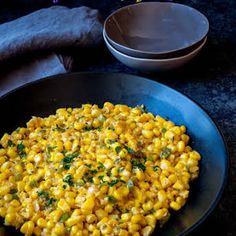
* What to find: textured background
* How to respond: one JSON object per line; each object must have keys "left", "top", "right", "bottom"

{"left": 0, "top": 0, "right": 235, "bottom": 235}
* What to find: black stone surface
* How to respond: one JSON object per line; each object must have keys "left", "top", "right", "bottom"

{"left": 0, "top": 0, "right": 235, "bottom": 235}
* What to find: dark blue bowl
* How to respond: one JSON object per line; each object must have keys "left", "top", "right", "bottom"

{"left": 0, "top": 72, "right": 228, "bottom": 236}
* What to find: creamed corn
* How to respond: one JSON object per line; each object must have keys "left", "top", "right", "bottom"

{"left": 0, "top": 102, "right": 201, "bottom": 236}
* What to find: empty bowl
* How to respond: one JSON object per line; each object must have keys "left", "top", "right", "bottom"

{"left": 103, "top": 30, "right": 207, "bottom": 72}
{"left": 104, "top": 2, "right": 209, "bottom": 59}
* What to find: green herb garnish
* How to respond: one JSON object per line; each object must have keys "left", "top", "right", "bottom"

{"left": 85, "top": 164, "right": 92, "bottom": 168}
{"left": 38, "top": 191, "right": 49, "bottom": 198}
{"left": 115, "top": 146, "right": 122, "bottom": 154}
{"left": 62, "top": 153, "right": 79, "bottom": 169}
{"left": 53, "top": 124, "right": 66, "bottom": 132}
{"left": 17, "top": 143, "right": 26, "bottom": 158}
{"left": 97, "top": 162, "right": 105, "bottom": 170}
{"left": 46, "top": 198, "right": 56, "bottom": 207}
{"left": 63, "top": 174, "right": 73, "bottom": 186}
{"left": 160, "top": 147, "right": 171, "bottom": 159}
{"left": 153, "top": 166, "right": 159, "bottom": 172}
{"left": 60, "top": 212, "right": 70, "bottom": 222}
{"left": 7, "top": 140, "right": 15, "bottom": 147}
{"left": 125, "top": 146, "right": 135, "bottom": 154}
{"left": 107, "top": 195, "right": 116, "bottom": 203}
{"left": 131, "top": 160, "right": 146, "bottom": 171}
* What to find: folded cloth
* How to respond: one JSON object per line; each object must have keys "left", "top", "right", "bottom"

{"left": 0, "top": 6, "right": 103, "bottom": 62}
{"left": 0, "top": 53, "right": 69, "bottom": 97}
{"left": 0, "top": 5, "right": 103, "bottom": 96}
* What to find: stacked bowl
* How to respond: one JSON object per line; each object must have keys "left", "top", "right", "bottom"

{"left": 103, "top": 2, "right": 209, "bottom": 72}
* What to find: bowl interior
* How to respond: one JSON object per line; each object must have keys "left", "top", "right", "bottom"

{"left": 105, "top": 2, "right": 209, "bottom": 56}
{"left": 0, "top": 72, "right": 228, "bottom": 236}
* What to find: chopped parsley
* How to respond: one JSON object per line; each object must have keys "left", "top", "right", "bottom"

{"left": 85, "top": 164, "right": 92, "bottom": 168}
{"left": 10, "top": 189, "right": 19, "bottom": 200}
{"left": 63, "top": 174, "right": 73, "bottom": 186}
{"left": 153, "top": 166, "right": 159, "bottom": 172}
{"left": 53, "top": 124, "right": 66, "bottom": 132}
{"left": 87, "top": 176, "right": 94, "bottom": 183}
{"left": 109, "top": 178, "right": 125, "bottom": 187}
{"left": 45, "top": 198, "right": 56, "bottom": 207}
{"left": 60, "top": 212, "right": 70, "bottom": 222}
{"left": 10, "top": 188, "right": 17, "bottom": 194}
{"left": 97, "top": 162, "right": 105, "bottom": 170}
{"left": 115, "top": 146, "right": 122, "bottom": 154}
{"left": 7, "top": 140, "right": 15, "bottom": 147}
{"left": 107, "top": 195, "right": 116, "bottom": 203}
{"left": 62, "top": 153, "right": 79, "bottom": 169}
{"left": 125, "top": 146, "right": 135, "bottom": 154}
{"left": 38, "top": 191, "right": 49, "bottom": 199}
{"left": 131, "top": 160, "right": 146, "bottom": 171}
{"left": 160, "top": 147, "right": 171, "bottom": 159}
{"left": 109, "top": 179, "right": 120, "bottom": 187}
{"left": 17, "top": 143, "right": 26, "bottom": 158}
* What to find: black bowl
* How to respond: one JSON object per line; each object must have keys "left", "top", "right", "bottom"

{"left": 0, "top": 72, "right": 228, "bottom": 236}
{"left": 104, "top": 2, "right": 209, "bottom": 59}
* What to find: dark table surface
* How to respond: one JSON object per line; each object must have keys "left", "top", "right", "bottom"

{"left": 0, "top": 0, "right": 235, "bottom": 235}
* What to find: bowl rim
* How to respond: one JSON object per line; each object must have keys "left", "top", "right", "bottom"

{"left": 104, "top": 2, "right": 209, "bottom": 56}
{"left": 0, "top": 71, "right": 229, "bottom": 236}
{"left": 103, "top": 29, "right": 207, "bottom": 62}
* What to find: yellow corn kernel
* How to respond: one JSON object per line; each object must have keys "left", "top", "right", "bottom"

{"left": 95, "top": 209, "right": 108, "bottom": 221}
{"left": 136, "top": 170, "right": 145, "bottom": 180}
{"left": 37, "top": 218, "right": 47, "bottom": 228}
{"left": 47, "top": 220, "right": 55, "bottom": 229}
{"left": 119, "top": 229, "right": 129, "bottom": 236}
{"left": 121, "top": 213, "right": 132, "bottom": 222}
{"left": 20, "top": 221, "right": 35, "bottom": 235}
{"left": 92, "top": 229, "right": 101, "bottom": 236}
{"left": 65, "top": 216, "right": 81, "bottom": 227}
{"left": 0, "top": 207, "right": 6, "bottom": 217}
{"left": 173, "top": 180, "right": 184, "bottom": 190}
{"left": 100, "top": 224, "right": 112, "bottom": 234}
{"left": 81, "top": 196, "right": 95, "bottom": 214}
{"left": 142, "top": 226, "right": 154, "bottom": 236}
{"left": 53, "top": 223, "right": 65, "bottom": 235}
{"left": 105, "top": 204, "right": 113, "bottom": 213}
{"left": 128, "top": 223, "right": 140, "bottom": 233}
{"left": 142, "top": 130, "right": 154, "bottom": 139}
{"left": 177, "top": 141, "right": 185, "bottom": 152}
{"left": 154, "top": 208, "right": 168, "bottom": 220}
{"left": 64, "top": 140, "right": 72, "bottom": 151}
{"left": 131, "top": 214, "right": 143, "bottom": 224}
{"left": 0, "top": 185, "right": 10, "bottom": 196}
{"left": 158, "top": 190, "right": 167, "bottom": 203}
{"left": 170, "top": 201, "right": 181, "bottom": 211}
{"left": 58, "top": 199, "right": 71, "bottom": 212}
{"left": 7, "top": 148, "right": 17, "bottom": 158}
{"left": 86, "top": 214, "right": 97, "bottom": 223}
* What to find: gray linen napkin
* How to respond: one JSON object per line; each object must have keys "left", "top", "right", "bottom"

{"left": 0, "top": 6, "right": 103, "bottom": 96}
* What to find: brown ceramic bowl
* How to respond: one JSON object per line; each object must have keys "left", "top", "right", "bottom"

{"left": 104, "top": 2, "right": 209, "bottom": 59}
